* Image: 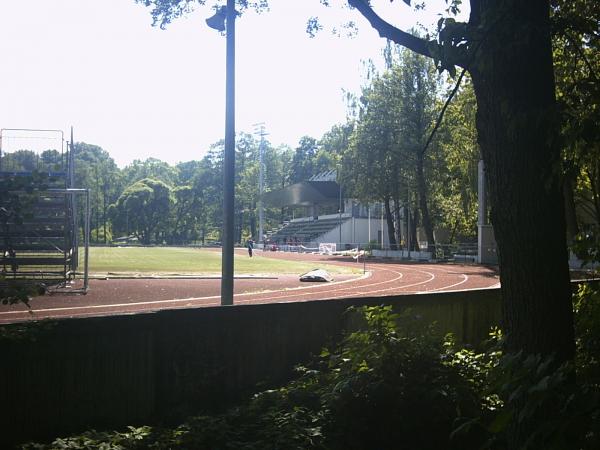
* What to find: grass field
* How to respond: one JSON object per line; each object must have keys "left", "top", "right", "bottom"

{"left": 84, "top": 246, "right": 359, "bottom": 276}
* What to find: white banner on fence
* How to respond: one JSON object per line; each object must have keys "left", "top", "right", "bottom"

{"left": 319, "top": 243, "right": 336, "bottom": 255}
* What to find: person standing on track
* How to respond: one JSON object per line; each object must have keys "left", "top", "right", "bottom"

{"left": 247, "top": 238, "right": 254, "bottom": 257}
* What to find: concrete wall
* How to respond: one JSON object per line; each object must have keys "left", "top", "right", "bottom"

{"left": 0, "top": 289, "right": 502, "bottom": 447}
{"left": 319, "top": 217, "right": 388, "bottom": 249}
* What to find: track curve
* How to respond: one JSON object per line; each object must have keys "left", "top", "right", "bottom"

{"left": 0, "top": 251, "right": 499, "bottom": 324}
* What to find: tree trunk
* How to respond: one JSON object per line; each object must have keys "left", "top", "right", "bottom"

{"left": 103, "top": 187, "right": 108, "bottom": 244}
{"left": 470, "top": 0, "right": 574, "bottom": 361}
{"left": 563, "top": 176, "right": 579, "bottom": 245}
{"left": 250, "top": 202, "right": 257, "bottom": 240}
{"left": 416, "top": 156, "right": 435, "bottom": 252}
{"left": 410, "top": 208, "right": 420, "bottom": 252}
{"left": 384, "top": 197, "right": 398, "bottom": 250}
{"left": 393, "top": 194, "right": 402, "bottom": 247}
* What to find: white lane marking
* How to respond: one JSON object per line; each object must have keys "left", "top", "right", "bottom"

{"left": 423, "top": 274, "right": 469, "bottom": 292}
{"left": 0, "top": 272, "right": 372, "bottom": 317}
{"left": 0, "top": 260, "right": 499, "bottom": 321}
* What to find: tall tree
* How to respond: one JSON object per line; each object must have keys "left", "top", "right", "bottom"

{"left": 343, "top": 72, "right": 401, "bottom": 249}
{"left": 552, "top": 0, "right": 600, "bottom": 238}
{"left": 137, "top": 1, "right": 578, "bottom": 378}
{"left": 109, "top": 178, "right": 172, "bottom": 245}
{"left": 342, "top": 46, "right": 440, "bottom": 251}
{"left": 73, "top": 143, "right": 121, "bottom": 243}
{"left": 340, "top": 0, "right": 575, "bottom": 372}
{"left": 434, "top": 77, "right": 479, "bottom": 243}
{"left": 122, "top": 157, "right": 179, "bottom": 187}
{"left": 289, "top": 136, "right": 319, "bottom": 184}
{"left": 394, "top": 46, "right": 439, "bottom": 252}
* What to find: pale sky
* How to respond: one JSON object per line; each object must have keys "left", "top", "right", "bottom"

{"left": 0, "top": 0, "right": 462, "bottom": 167}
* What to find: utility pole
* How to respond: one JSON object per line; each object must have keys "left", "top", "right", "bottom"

{"left": 206, "top": 1, "right": 236, "bottom": 305}
{"left": 253, "top": 123, "right": 268, "bottom": 247}
{"left": 407, "top": 187, "right": 411, "bottom": 259}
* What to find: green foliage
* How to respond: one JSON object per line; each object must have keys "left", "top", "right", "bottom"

{"left": 479, "top": 352, "right": 599, "bottom": 450}
{"left": 0, "top": 282, "right": 41, "bottom": 308}
{"left": 72, "top": 143, "right": 122, "bottom": 245}
{"left": 23, "top": 294, "right": 600, "bottom": 449}
{"left": 0, "top": 320, "right": 59, "bottom": 344}
{"left": 289, "top": 136, "right": 320, "bottom": 184}
{"left": 1, "top": 170, "right": 52, "bottom": 228}
{"left": 1, "top": 171, "right": 54, "bottom": 306}
{"left": 454, "top": 287, "right": 600, "bottom": 450}
{"left": 311, "top": 305, "right": 482, "bottom": 450}
{"left": 27, "top": 306, "right": 484, "bottom": 449}
{"left": 572, "top": 226, "right": 600, "bottom": 267}
{"left": 433, "top": 77, "right": 479, "bottom": 242}
{"left": 109, "top": 178, "right": 173, "bottom": 245}
{"left": 552, "top": 0, "right": 600, "bottom": 234}
{"left": 574, "top": 283, "right": 600, "bottom": 384}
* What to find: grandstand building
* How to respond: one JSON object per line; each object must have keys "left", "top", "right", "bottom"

{"left": 262, "top": 170, "right": 390, "bottom": 251}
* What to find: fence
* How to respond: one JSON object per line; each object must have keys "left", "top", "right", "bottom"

{"left": 0, "top": 288, "right": 502, "bottom": 447}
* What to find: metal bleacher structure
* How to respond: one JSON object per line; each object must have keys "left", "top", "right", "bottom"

{"left": 268, "top": 217, "right": 348, "bottom": 246}
{"left": 0, "top": 128, "right": 89, "bottom": 291}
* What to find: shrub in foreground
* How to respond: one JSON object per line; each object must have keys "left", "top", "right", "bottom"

{"left": 24, "top": 289, "right": 600, "bottom": 449}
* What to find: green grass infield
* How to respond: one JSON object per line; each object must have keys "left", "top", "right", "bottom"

{"left": 83, "top": 246, "right": 359, "bottom": 277}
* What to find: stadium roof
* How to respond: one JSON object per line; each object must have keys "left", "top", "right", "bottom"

{"left": 262, "top": 181, "right": 341, "bottom": 207}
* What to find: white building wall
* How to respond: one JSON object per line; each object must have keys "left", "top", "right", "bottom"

{"left": 314, "top": 217, "right": 389, "bottom": 249}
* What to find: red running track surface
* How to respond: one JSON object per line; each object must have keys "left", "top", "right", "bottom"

{"left": 0, "top": 250, "right": 499, "bottom": 324}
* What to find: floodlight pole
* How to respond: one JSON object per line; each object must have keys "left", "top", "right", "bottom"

{"left": 254, "top": 123, "right": 268, "bottom": 247}
{"left": 221, "top": 0, "right": 236, "bottom": 306}
{"left": 338, "top": 168, "right": 342, "bottom": 249}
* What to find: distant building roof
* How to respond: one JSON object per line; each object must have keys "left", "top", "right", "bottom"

{"left": 309, "top": 170, "right": 337, "bottom": 182}
{"left": 262, "top": 180, "right": 340, "bottom": 207}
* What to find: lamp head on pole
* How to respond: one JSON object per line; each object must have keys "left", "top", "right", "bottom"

{"left": 206, "top": 6, "right": 227, "bottom": 32}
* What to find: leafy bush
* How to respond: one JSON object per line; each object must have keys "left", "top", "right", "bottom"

{"left": 468, "top": 285, "right": 600, "bottom": 450}
{"left": 0, "top": 281, "right": 44, "bottom": 307}
{"left": 314, "top": 306, "right": 482, "bottom": 450}
{"left": 572, "top": 226, "right": 600, "bottom": 268}
{"left": 24, "top": 296, "right": 600, "bottom": 450}
{"left": 25, "top": 306, "right": 484, "bottom": 449}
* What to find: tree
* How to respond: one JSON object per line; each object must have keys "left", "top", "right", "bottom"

{"left": 122, "top": 157, "right": 179, "bottom": 187}
{"left": 289, "top": 136, "right": 319, "bottom": 184}
{"left": 343, "top": 71, "right": 402, "bottom": 249}
{"left": 552, "top": 0, "right": 600, "bottom": 239}
{"left": 264, "top": 143, "right": 293, "bottom": 226}
{"left": 433, "top": 77, "right": 479, "bottom": 243}
{"left": 342, "top": 45, "right": 441, "bottom": 251}
{"left": 1, "top": 150, "right": 39, "bottom": 171}
{"left": 345, "top": 4, "right": 577, "bottom": 445}
{"left": 73, "top": 143, "right": 122, "bottom": 244}
{"left": 338, "top": 0, "right": 574, "bottom": 365}
{"left": 391, "top": 45, "right": 440, "bottom": 252}
{"left": 110, "top": 178, "right": 172, "bottom": 245}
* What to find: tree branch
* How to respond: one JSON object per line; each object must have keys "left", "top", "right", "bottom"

{"left": 420, "top": 68, "right": 467, "bottom": 157}
{"left": 347, "top": 0, "right": 433, "bottom": 59}
{"left": 565, "top": 31, "right": 598, "bottom": 81}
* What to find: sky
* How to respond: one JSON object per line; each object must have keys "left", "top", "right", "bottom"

{"left": 0, "top": 0, "right": 461, "bottom": 167}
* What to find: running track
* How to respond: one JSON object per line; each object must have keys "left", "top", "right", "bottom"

{"left": 0, "top": 250, "right": 499, "bottom": 324}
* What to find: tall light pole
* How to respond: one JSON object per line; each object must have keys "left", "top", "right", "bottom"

{"left": 253, "top": 123, "right": 268, "bottom": 247}
{"left": 207, "top": 1, "right": 236, "bottom": 306}
{"left": 338, "top": 168, "right": 342, "bottom": 249}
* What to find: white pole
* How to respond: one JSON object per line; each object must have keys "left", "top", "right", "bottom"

{"left": 407, "top": 189, "right": 411, "bottom": 259}
{"left": 368, "top": 203, "right": 371, "bottom": 244}
{"left": 381, "top": 202, "right": 384, "bottom": 249}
